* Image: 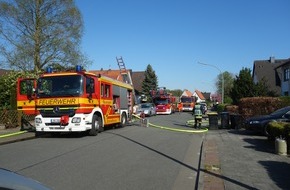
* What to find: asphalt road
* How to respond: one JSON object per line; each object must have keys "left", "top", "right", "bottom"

{"left": 0, "top": 112, "right": 205, "bottom": 190}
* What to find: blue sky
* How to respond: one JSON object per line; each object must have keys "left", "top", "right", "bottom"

{"left": 75, "top": 0, "right": 290, "bottom": 93}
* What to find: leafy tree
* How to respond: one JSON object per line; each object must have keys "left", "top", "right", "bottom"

{"left": 216, "top": 71, "right": 234, "bottom": 104}
{"left": 255, "top": 77, "right": 269, "bottom": 97}
{"left": 256, "top": 77, "right": 279, "bottom": 97}
{"left": 230, "top": 67, "right": 257, "bottom": 104}
{"left": 0, "top": 0, "right": 90, "bottom": 73}
{"left": 230, "top": 67, "right": 279, "bottom": 104}
{"left": 168, "top": 89, "right": 183, "bottom": 97}
{"left": 0, "top": 70, "right": 37, "bottom": 109}
{"left": 142, "top": 64, "right": 158, "bottom": 101}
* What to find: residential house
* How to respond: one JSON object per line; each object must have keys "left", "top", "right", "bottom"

{"left": 89, "top": 69, "right": 122, "bottom": 81}
{"left": 274, "top": 59, "right": 290, "bottom": 96}
{"left": 192, "top": 89, "right": 206, "bottom": 103}
{"left": 180, "top": 89, "right": 207, "bottom": 103}
{"left": 179, "top": 89, "right": 194, "bottom": 104}
{"left": 0, "top": 69, "right": 9, "bottom": 76}
{"left": 252, "top": 56, "right": 289, "bottom": 96}
{"left": 131, "top": 71, "right": 146, "bottom": 103}
{"left": 131, "top": 71, "right": 145, "bottom": 95}
{"left": 180, "top": 89, "right": 193, "bottom": 98}
{"left": 89, "top": 69, "right": 146, "bottom": 102}
{"left": 201, "top": 92, "right": 211, "bottom": 101}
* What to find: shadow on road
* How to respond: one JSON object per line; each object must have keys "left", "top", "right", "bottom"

{"left": 107, "top": 131, "right": 198, "bottom": 171}
{"left": 108, "top": 131, "right": 257, "bottom": 190}
{"left": 243, "top": 138, "right": 275, "bottom": 154}
{"left": 259, "top": 160, "right": 290, "bottom": 190}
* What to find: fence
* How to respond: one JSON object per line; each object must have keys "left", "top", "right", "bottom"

{"left": 0, "top": 110, "right": 35, "bottom": 130}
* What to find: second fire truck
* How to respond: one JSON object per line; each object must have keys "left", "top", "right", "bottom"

{"left": 180, "top": 96, "right": 196, "bottom": 112}
{"left": 150, "top": 87, "right": 177, "bottom": 115}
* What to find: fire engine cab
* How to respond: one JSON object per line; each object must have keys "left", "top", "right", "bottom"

{"left": 180, "top": 96, "right": 196, "bottom": 112}
{"left": 150, "top": 87, "right": 176, "bottom": 115}
{"left": 17, "top": 66, "right": 134, "bottom": 136}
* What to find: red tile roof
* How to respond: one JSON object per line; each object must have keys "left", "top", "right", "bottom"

{"left": 89, "top": 69, "right": 123, "bottom": 81}
{"left": 89, "top": 69, "right": 145, "bottom": 94}
{"left": 0, "top": 69, "right": 9, "bottom": 76}
{"left": 195, "top": 89, "right": 205, "bottom": 100}
{"left": 181, "top": 89, "right": 193, "bottom": 97}
{"left": 185, "top": 90, "right": 193, "bottom": 97}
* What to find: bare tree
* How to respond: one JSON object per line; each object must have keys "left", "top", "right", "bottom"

{"left": 0, "top": 0, "right": 90, "bottom": 72}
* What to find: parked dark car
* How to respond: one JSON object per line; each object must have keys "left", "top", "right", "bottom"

{"left": 244, "top": 106, "right": 290, "bottom": 135}
{"left": 137, "top": 103, "right": 156, "bottom": 117}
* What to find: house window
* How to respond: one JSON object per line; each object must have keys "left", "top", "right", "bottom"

{"left": 284, "top": 68, "right": 290, "bottom": 81}
{"left": 284, "top": 91, "right": 289, "bottom": 96}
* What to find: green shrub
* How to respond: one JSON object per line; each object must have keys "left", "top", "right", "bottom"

{"left": 284, "top": 123, "right": 290, "bottom": 139}
{"left": 267, "top": 122, "right": 285, "bottom": 140}
{"left": 216, "top": 104, "right": 226, "bottom": 113}
{"left": 279, "top": 96, "right": 290, "bottom": 108}
{"left": 267, "top": 121, "right": 290, "bottom": 141}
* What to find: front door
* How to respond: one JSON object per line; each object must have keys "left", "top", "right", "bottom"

{"left": 16, "top": 78, "right": 37, "bottom": 115}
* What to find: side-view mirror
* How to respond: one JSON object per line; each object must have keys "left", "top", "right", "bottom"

{"left": 87, "top": 78, "right": 94, "bottom": 100}
{"left": 90, "top": 79, "right": 94, "bottom": 90}
{"left": 26, "top": 80, "right": 34, "bottom": 100}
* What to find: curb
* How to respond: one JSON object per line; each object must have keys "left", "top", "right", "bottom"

{"left": 196, "top": 138, "right": 204, "bottom": 190}
{"left": 0, "top": 131, "right": 35, "bottom": 145}
{"left": 202, "top": 132, "right": 225, "bottom": 190}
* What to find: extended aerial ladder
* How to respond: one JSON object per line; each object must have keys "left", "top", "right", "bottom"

{"left": 116, "top": 56, "right": 138, "bottom": 105}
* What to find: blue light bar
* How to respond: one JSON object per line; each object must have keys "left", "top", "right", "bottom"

{"left": 46, "top": 67, "right": 53, "bottom": 73}
{"left": 76, "top": 65, "right": 82, "bottom": 72}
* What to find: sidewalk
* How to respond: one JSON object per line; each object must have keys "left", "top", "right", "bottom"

{"left": 202, "top": 129, "right": 290, "bottom": 190}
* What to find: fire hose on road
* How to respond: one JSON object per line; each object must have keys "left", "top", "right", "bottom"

{"left": 132, "top": 114, "right": 208, "bottom": 133}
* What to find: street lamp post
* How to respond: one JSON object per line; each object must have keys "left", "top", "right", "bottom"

{"left": 198, "top": 62, "right": 224, "bottom": 104}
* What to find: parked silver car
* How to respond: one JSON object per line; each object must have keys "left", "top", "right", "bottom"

{"left": 137, "top": 103, "right": 156, "bottom": 117}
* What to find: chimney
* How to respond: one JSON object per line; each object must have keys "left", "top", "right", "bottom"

{"left": 270, "top": 56, "right": 275, "bottom": 64}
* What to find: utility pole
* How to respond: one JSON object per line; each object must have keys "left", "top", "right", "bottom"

{"left": 198, "top": 62, "right": 224, "bottom": 104}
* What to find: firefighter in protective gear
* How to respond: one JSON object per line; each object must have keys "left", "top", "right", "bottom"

{"left": 177, "top": 102, "right": 182, "bottom": 114}
{"left": 193, "top": 102, "right": 202, "bottom": 129}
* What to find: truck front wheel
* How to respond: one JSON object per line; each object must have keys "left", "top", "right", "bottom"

{"left": 89, "top": 114, "right": 102, "bottom": 136}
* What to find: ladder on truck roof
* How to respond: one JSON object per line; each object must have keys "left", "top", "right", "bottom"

{"left": 116, "top": 56, "right": 137, "bottom": 105}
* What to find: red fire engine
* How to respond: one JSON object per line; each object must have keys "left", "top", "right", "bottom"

{"left": 150, "top": 87, "right": 177, "bottom": 115}
{"left": 180, "top": 96, "right": 196, "bottom": 112}
{"left": 16, "top": 66, "right": 134, "bottom": 136}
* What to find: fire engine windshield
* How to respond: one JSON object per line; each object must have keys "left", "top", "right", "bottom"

{"left": 37, "top": 75, "right": 83, "bottom": 97}
{"left": 154, "top": 98, "right": 169, "bottom": 105}
{"left": 181, "top": 97, "right": 194, "bottom": 103}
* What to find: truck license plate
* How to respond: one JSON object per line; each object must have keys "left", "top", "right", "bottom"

{"left": 51, "top": 119, "right": 60, "bottom": 123}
